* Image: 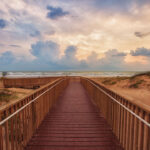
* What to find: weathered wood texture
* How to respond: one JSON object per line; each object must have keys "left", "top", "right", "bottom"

{"left": 0, "top": 80, "right": 4, "bottom": 88}
{"left": 81, "top": 77, "right": 150, "bottom": 150}
{"left": 0, "top": 77, "right": 68, "bottom": 150}
{"left": 0, "top": 76, "right": 149, "bottom": 150}
{"left": 3, "top": 77, "right": 60, "bottom": 88}
{"left": 25, "top": 79, "right": 123, "bottom": 150}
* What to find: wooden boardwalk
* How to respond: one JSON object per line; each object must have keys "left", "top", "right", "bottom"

{"left": 25, "top": 80, "right": 123, "bottom": 150}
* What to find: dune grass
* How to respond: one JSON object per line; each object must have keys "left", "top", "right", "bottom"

{"left": 129, "top": 80, "right": 144, "bottom": 88}
{"left": 131, "top": 71, "right": 150, "bottom": 79}
{"left": 0, "top": 89, "right": 17, "bottom": 103}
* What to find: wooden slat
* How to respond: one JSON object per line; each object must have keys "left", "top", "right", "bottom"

{"left": 143, "top": 112, "right": 149, "bottom": 150}
{"left": 137, "top": 110, "right": 144, "bottom": 150}
{"left": 10, "top": 107, "right": 14, "bottom": 150}
{"left": 0, "top": 112, "right": 3, "bottom": 150}
{"left": 5, "top": 110, "right": 9, "bottom": 150}
{"left": 128, "top": 105, "right": 134, "bottom": 150}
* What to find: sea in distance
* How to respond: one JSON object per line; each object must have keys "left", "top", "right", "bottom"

{"left": 0, "top": 71, "right": 141, "bottom": 78}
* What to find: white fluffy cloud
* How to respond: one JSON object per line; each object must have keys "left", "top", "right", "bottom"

{"left": 1, "top": 40, "right": 150, "bottom": 71}
{"left": 0, "top": 0, "right": 150, "bottom": 71}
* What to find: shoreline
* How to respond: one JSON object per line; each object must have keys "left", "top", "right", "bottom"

{"left": 0, "top": 71, "right": 138, "bottom": 78}
{"left": 0, "top": 75, "right": 150, "bottom": 112}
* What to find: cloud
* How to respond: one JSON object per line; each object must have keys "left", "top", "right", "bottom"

{"left": 134, "top": 32, "right": 150, "bottom": 38}
{"left": 0, "top": 43, "right": 5, "bottom": 46}
{"left": 64, "top": 46, "right": 76, "bottom": 58}
{"left": 94, "top": 0, "right": 130, "bottom": 11}
{"left": 130, "top": 47, "right": 150, "bottom": 56}
{"left": 92, "top": 0, "right": 150, "bottom": 13}
{"left": 9, "top": 45, "right": 21, "bottom": 48}
{"left": 1, "top": 41, "right": 150, "bottom": 71}
{"left": 15, "top": 22, "right": 41, "bottom": 38}
{"left": 46, "top": 6, "right": 69, "bottom": 20}
{"left": 0, "top": 51, "right": 15, "bottom": 65}
{"left": 59, "top": 46, "right": 87, "bottom": 70}
{"left": 92, "top": 49, "right": 127, "bottom": 71}
{"left": 0, "top": 10, "right": 4, "bottom": 15}
{"left": 30, "top": 30, "right": 41, "bottom": 37}
{"left": 30, "top": 46, "right": 128, "bottom": 71}
{"left": 30, "top": 41, "right": 86, "bottom": 70}
{"left": 30, "top": 40, "right": 60, "bottom": 62}
{"left": 105, "top": 49, "right": 127, "bottom": 57}
{"left": 0, "top": 19, "right": 7, "bottom": 29}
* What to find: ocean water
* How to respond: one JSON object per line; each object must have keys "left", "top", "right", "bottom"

{"left": 0, "top": 71, "right": 139, "bottom": 78}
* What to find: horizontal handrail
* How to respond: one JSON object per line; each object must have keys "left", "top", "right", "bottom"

{"left": 0, "top": 78, "right": 62, "bottom": 112}
{"left": 0, "top": 79, "right": 64, "bottom": 126}
{"left": 2, "top": 76, "right": 61, "bottom": 88}
{"left": 81, "top": 77, "right": 150, "bottom": 150}
{"left": 91, "top": 78, "right": 150, "bottom": 113}
{"left": 0, "top": 77, "right": 68, "bottom": 150}
{"left": 85, "top": 78, "right": 150, "bottom": 127}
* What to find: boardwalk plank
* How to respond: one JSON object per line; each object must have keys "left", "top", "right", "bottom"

{"left": 25, "top": 80, "right": 123, "bottom": 150}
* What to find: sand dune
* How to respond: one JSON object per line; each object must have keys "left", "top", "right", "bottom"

{"left": 0, "top": 88, "right": 34, "bottom": 106}
{"left": 92, "top": 74, "right": 150, "bottom": 108}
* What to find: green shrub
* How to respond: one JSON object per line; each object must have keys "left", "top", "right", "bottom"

{"left": 111, "top": 81, "right": 117, "bottom": 85}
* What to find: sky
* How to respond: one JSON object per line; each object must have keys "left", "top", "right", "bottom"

{"left": 0, "top": 0, "right": 150, "bottom": 71}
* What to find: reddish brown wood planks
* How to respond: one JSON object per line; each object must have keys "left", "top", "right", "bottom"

{"left": 25, "top": 80, "right": 123, "bottom": 150}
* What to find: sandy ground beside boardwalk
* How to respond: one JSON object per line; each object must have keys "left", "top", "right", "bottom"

{"left": 0, "top": 88, "right": 34, "bottom": 106}
{"left": 106, "top": 87, "right": 150, "bottom": 107}
{"left": 92, "top": 75, "right": 150, "bottom": 107}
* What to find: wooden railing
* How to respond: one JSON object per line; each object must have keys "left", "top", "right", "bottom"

{"left": 81, "top": 77, "right": 150, "bottom": 150}
{"left": 0, "top": 77, "right": 68, "bottom": 150}
{"left": 2, "top": 77, "right": 60, "bottom": 88}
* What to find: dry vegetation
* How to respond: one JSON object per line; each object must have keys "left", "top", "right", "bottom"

{"left": 0, "top": 76, "right": 58, "bottom": 107}
{"left": 0, "top": 89, "right": 17, "bottom": 103}
{"left": 0, "top": 88, "right": 34, "bottom": 106}
{"left": 92, "top": 72, "right": 150, "bottom": 107}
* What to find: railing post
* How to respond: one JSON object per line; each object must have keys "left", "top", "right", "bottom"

{"left": 125, "top": 102, "right": 130, "bottom": 149}
{"left": 137, "top": 109, "right": 144, "bottom": 150}
{"left": 143, "top": 112, "right": 150, "bottom": 150}
{"left": 5, "top": 110, "right": 9, "bottom": 150}
{"left": 128, "top": 104, "right": 134, "bottom": 150}
{"left": 32, "top": 95, "right": 36, "bottom": 133}
{"left": 0, "top": 78, "right": 4, "bottom": 88}
{"left": 10, "top": 107, "right": 14, "bottom": 150}
{"left": 0, "top": 112, "right": 3, "bottom": 150}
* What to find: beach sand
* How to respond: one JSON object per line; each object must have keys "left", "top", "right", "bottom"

{"left": 1, "top": 75, "right": 150, "bottom": 109}
{"left": 0, "top": 88, "right": 34, "bottom": 106}
{"left": 92, "top": 75, "right": 150, "bottom": 107}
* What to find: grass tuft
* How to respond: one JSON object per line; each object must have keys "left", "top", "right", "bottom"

{"left": 131, "top": 71, "right": 150, "bottom": 79}
{"left": 102, "top": 79, "right": 117, "bottom": 85}
{"left": 0, "top": 90, "right": 18, "bottom": 103}
{"left": 129, "top": 80, "right": 144, "bottom": 88}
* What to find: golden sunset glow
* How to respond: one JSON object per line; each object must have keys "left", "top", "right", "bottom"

{"left": 0, "top": 0, "right": 150, "bottom": 71}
